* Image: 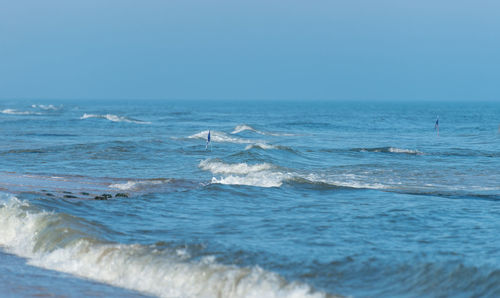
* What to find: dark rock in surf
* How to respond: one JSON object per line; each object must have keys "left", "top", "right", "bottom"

{"left": 115, "top": 193, "right": 129, "bottom": 198}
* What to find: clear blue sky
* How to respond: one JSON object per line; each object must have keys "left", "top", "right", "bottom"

{"left": 1, "top": 0, "right": 499, "bottom": 101}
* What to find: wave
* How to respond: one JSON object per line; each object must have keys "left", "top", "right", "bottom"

{"left": 231, "top": 124, "right": 295, "bottom": 136}
{"left": 244, "top": 143, "right": 296, "bottom": 152}
{"left": 291, "top": 174, "right": 388, "bottom": 190}
{"left": 1, "top": 109, "right": 42, "bottom": 115}
{"left": 108, "top": 179, "right": 171, "bottom": 191}
{"left": 31, "top": 104, "right": 62, "bottom": 111}
{"left": 200, "top": 159, "right": 286, "bottom": 188}
{"left": 0, "top": 194, "right": 327, "bottom": 298}
{"left": 232, "top": 124, "right": 258, "bottom": 134}
{"left": 199, "top": 159, "right": 273, "bottom": 175}
{"left": 188, "top": 130, "right": 254, "bottom": 144}
{"left": 199, "top": 160, "right": 387, "bottom": 190}
{"left": 353, "top": 147, "right": 423, "bottom": 155}
{"left": 80, "top": 113, "right": 151, "bottom": 124}
{"left": 200, "top": 159, "right": 496, "bottom": 197}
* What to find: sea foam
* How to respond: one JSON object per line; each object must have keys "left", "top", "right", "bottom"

{"left": 80, "top": 113, "right": 151, "bottom": 124}
{"left": 1, "top": 109, "right": 41, "bottom": 115}
{"left": 356, "top": 147, "right": 423, "bottom": 155}
{"left": 31, "top": 104, "right": 62, "bottom": 111}
{"left": 0, "top": 194, "right": 326, "bottom": 298}
{"left": 108, "top": 179, "right": 168, "bottom": 191}
{"left": 200, "top": 159, "right": 287, "bottom": 188}
{"left": 232, "top": 124, "right": 295, "bottom": 136}
{"left": 199, "top": 159, "right": 391, "bottom": 190}
{"left": 188, "top": 130, "right": 254, "bottom": 144}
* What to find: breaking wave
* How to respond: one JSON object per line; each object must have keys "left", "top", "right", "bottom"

{"left": 200, "top": 159, "right": 286, "bottom": 188}
{"left": 31, "top": 104, "right": 62, "bottom": 111}
{"left": 0, "top": 194, "right": 326, "bottom": 298}
{"left": 232, "top": 125, "right": 259, "bottom": 134}
{"left": 188, "top": 130, "right": 254, "bottom": 144}
{"left": 199, "top": 159, "right": 273, "bottom": 175}
{"left": 1, "top": 109, "right": 41, "bottom": 115}
{"left": 80, "top": 113, "right": 151, "bottom": 124}
{"left": 199, "top": 159, "right": 388, "bottom": 190}
{"left": 353, "top": 147, "right": 423, "bottom": 155}
{"left": 108, "top": 179, "right": 171, "bottom": 191}
{"left": 232, "top": 124, "right": 295, "bottom": 136}
{"left": 244, "top": 143, "right": 295, "bottom": 152}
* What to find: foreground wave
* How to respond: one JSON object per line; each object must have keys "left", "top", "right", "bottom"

{"left": 0, "top": 194, "right": 328, "bottom": 298}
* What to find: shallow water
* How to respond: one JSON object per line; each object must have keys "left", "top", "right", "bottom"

{"left": 0, "top": 100, "right": 499, "bottom": 297}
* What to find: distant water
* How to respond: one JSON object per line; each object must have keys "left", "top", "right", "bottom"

{"left": 0, "top": 100, "right": 499, "bottom": 297}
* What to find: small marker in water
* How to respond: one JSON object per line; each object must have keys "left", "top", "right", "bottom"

{"left": 435, "top": 116, "right": 439, "bottom": 136}
{"left": 206, "top": 130, "right": 211, "bottom": 150}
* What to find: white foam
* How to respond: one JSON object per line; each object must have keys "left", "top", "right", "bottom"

{"left": 232, "top": 124, "right": 295, "bottom": 136}
{"left": 31, "top": 104, "right": 61, "bottom": 111}
{"left": 303, "top": 173, "right": 388, "bottom": 190}
{"left": 0, "top": 194, "right": 325, "bottom": 298}
{"left": 245, "top": 143, "right": 278, "bottom": 150}
{"left": 200, "top": 160, "right": 286, "bottom": 188}
{"left": 188, "top": 130, "right": 254, "bottom": 144}
{"left": 1, "top": 109, "right": 41, "bottom": 115}
{"left": 80, "top": 113, "right": 151, "bottom": 124}
{"left": 388, "top": 147, "right": 423, "bottom": 155}
{"left": 108, "top": 180, "right": 165, "bottom": 191}
{"left": 232, "top": 125, "right": 258, "bottom": 134}
{"left": 199, "top": 159, "right": 273, "bottom": 175}
{"left": 211, "top": 174, "right": 284, "bottom": 188}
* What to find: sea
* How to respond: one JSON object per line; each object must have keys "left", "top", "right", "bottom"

{"left": 0, "top": 99, "right": 499, "bottom": 297}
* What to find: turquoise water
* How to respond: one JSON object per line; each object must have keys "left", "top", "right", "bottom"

{"left": 0, "top": 100, "right": 499, "bottom": 297}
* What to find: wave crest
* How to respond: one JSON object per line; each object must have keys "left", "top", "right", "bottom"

{"left": 2, "top": 109, "right": 41, "bottom": 115}
{"left": 31, "top": 104, "right": 62, "bottom": 111}
{"left": 354, "top": 147, "right": 423, "bottom": 155}
{"left": 80, "top": 113, "right": 151, "bottom": 124}
{"left": 232, "top": 125, "right": 258, "bottom": 134}
{"left": 199, "top": 159, "right": 272, "bottom": 175}
{"left": 188, "top": 130, "right": 254, "bottom": 144}
{"left": 0, "top": 195, "right": 326, "bottom": 298}
{"left": 108, "top": 179, "right": 170, "bottom": 191}
{"left": 200, "top": 159, "right": 285, "bottom": 188}
{"left": 232, "top": 124, "right": 295, "bottom": 136}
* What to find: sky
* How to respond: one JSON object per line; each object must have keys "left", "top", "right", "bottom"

{"left": 0, "top": 0, "right": 499, "bottom": 101}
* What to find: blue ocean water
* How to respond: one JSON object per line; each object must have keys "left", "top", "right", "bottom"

{"left": 0, "top": 100, "right": 499, "bottom": 297}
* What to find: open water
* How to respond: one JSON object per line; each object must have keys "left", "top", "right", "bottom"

{"left": 0, "top": 100, "right": 499, "bottom": 297}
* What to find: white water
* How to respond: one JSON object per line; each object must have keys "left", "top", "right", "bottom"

{"left": 31, "top": 104, "right": 62, "bottom": 111}
{"left": 0, "top": 194, "right": 325, "bottom": 298}
{"left": 188, "top": 130, "right": 255, "bottom": 144}
{"left": 231, "top": 125, "right": 295, "bottom": 137}
{"left": 387, "top": 147, "right": 422, "bottom": 155}
{"left": 200, "top": 160, "right": 391, "bottom": 190}
{"left": 2, "top": 109, "right": 41, "bottom": 115}
{"left": 109, "top": 180, "right": 168, "bottom": 191}
{"left": 80, "top": 113, "right": 151, "bottom": 124}
{"left": 200, "top": 160, "right": 285, "bottom": 188}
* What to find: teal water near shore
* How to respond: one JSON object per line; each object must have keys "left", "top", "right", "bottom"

{"left": 1, "top": 100, "right": 499, "bottom": 297}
